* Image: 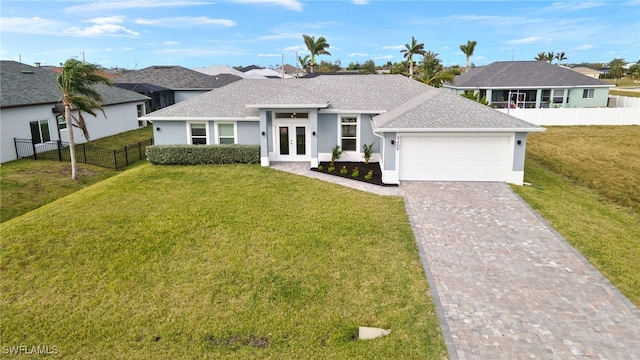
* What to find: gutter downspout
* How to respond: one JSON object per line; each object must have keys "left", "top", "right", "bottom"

{"left": 370, "top": 115, "right": 386, "bottom": 171}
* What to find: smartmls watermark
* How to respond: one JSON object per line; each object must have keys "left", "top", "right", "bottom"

{"left": 2, "top": 345, "right": 59, "bottom": 356}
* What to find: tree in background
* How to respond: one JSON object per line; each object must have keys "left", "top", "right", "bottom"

{"left": 608, "top": 58, "right": 626, "bottom": 82}
{"left": 298, "top": 55, "right": 310, "bottom": 73}
{"left": 461, "top": 90, "right": 490, "bottom": 106}
{"left": 459, "top": 40, "right": 477, "bottom": 71}
{"left": 418, "top": 51, "right": 455, "bottom": 87}
{"left": 555, "top": 51, "right": 567, "bottom": 65}
{"left": 535, "top": 52, "right": 547, "bottom": 61}
{"left": 401, "top": 36, "right": 425, "bottom": 79}
{"left": 628, "top": 61, "right": 640, "bottom": 84}
{"left": 57, "top": 58, "right": 112, "bottom": 180}
{"left": 303, "top": 34, "right": 331, "bottom": 73}
{"left": 347, "top": 60, "right": 377, "bottom": 74}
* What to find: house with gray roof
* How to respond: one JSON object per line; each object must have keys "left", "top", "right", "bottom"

{"left": 444, "top": 61, "right": 612, "bottom": 109}
{"left": 114, "top": 65, "right": 242, "bottom": 104}
{"left": 1, "top": 60, "right": 149, "bottom": 163}
{"left": 144, "top": 74, "right": 543, "bottom": 185}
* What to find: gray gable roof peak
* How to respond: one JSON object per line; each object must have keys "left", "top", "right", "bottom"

{"left": 1, "top": 61, "right": 148, "bottom": 109}
{"left": 249, "top": 87, "right": 329, "bottom": 108}
{"left": 447, "top": 61, "right": 611, "bottom": 89}
{"left": 114, "top": 65, "right": 242, "bottom": 90}
{"left": 373, "top": 87, "right": 540, "bottom": 131}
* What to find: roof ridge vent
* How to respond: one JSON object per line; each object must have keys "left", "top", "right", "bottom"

{"left": 21, "top": 70, "right": 35, "bottom": 74}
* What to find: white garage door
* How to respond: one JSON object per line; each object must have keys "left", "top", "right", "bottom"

{"left": 399, "top": 135, "right": 512, "bottom": 181}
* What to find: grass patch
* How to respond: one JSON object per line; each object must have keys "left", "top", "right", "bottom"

{"left": 86, "top": 125, "right": 153, "bottom": 150}
{"left": 513, "top": 126, "right": 640, "bottom": 306}
{"left": 525, "top": 126, "right": 640, "bottom": 211}
{"left": 609, "top": 89, "right": 640, "bottom": 98}
{"left": 0, "top": 164, "right": 447, "bottom": 359}
{"left": 0, "top": 160, "right": 118, "bottom": 223}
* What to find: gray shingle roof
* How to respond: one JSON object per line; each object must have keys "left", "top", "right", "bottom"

{"left": 144, "top": 74, "right": 541, "bottom": 131}
{"left": 114, "top": 65, "right": 242, "bottom": 90}
{"left": 447, "top": 61, "right": 611, "bottom": 89}
{"left": 1, "top": 61, "right": 148, "bottom": 108}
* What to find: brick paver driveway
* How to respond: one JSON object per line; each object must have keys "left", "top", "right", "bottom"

{"left": 402, "top": 182, "right": 640, "bottom": 359}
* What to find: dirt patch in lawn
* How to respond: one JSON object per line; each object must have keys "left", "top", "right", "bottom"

{"left": 312, "top": 161, "right": 397, "bottom": 187}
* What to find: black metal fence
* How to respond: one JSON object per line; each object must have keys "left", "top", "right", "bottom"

{"left": 14, "top": 138, "right": 153, "bottom": 170}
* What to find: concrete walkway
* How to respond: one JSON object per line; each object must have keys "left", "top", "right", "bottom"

{"left": 270, "top": 163, "right": 640, "bottom": 359}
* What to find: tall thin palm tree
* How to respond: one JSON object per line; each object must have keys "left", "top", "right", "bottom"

{"left": 419, "top": 51, "right": 455, "bottom": 87}
{"left": 555, "top": 51, "right": 567, "bottom": 65}
{"left": 459, "top": 40, "right": 477, "bottom": 71}
{"left": 302, "top": 34, "right": 331, "bottom": 73}
{"left": 401, "top": 36, "right": 425, "bottom": 79}
{"left": 57, "top": 58, "right": 112, "bottom": 180}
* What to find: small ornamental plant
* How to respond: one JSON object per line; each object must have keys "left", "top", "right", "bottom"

{"left": 362, "top": 143, "right": 374, "bottom": 164}
{"left": 317, "top": 165, "right": 324, "bottom": 171}
{"left": 328, "top": 165, "right": 335, "bottom": 173}
{"left": 364, "top": 170, "right": 373, "bottom": 181}
{"left": 340, "top": 165, "right": 348, "bottom": 175}
{"left": 351, "top": 167, "right": 360, "bottom": 178}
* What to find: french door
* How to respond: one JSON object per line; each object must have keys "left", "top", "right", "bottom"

{"left": 274, "top": 121, "right": 310, "bottom": 161}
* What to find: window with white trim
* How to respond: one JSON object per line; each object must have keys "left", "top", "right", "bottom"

{"left": 218, "top": 123, "right": 235, "bottom": 144}
{"left": 582, "top": 88, "right": 594, "bottom": 99}
{"left": 57, "top": 115, "right": 66, "bottom": 130}
{"left": 30, "top": 120, "right": 51, "bottom": 144}
{"left": 553, "top": 89, "right": 564, "bottom": 104}
{"left": 189, "top": 123, "right": 207, "bottom": 144}
{"left": 340, "top": 116, "right": 357, "bottom": 151}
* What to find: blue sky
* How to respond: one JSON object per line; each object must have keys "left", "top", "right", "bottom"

{"left": 1, "top": 0, "right": 639, "bottom": 70}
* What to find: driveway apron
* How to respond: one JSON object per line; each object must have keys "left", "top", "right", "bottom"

{"left": 402, "top": 182, "right": 640, "bottom": 360}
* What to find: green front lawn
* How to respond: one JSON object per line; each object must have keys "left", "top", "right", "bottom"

{"left": 0, "top": 164, "right": 447, "bottom": 359}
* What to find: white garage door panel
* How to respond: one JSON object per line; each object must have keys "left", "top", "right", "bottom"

{"left": 399, "top": 135, "right": 511, "bottom": 181}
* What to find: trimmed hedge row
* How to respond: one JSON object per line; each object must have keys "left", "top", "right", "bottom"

{"left": 146, "top": 145, "right": 260, "bottom": 165}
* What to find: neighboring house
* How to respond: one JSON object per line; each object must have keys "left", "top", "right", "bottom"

{"left": 275, "top": 64, "right": 304, "bottom": 77}
{"left": 240, "top": 64, "right": 294, "bottom": 79}
{"left": 570, "top": 66, "right": 604, "bottom": 79}
{"left": 192, "top": 65, "right": 267, "bottom": 79}
{"left": 444, "top": 61, "right": 612, "bottom": 109}
{"left": 143, "top": 75, "right": 543, "bottom": 185}
{"left": 1, "top": 61, "right": 149, "bottom": 163}
{"left": 114, "top": 65, "right": 242, "bottom": 104}
{"left": 114, "top": 82, "right": 173, "bottom": 113}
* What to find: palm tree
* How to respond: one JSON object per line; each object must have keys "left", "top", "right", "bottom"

{"left": 535, "top": 52, "right": 547, "bottom": 61}
{"left": 459, "top": 40, "right": 477, "bottom": 71}
{"left": 400, "top": 36, "right": 425, "bottom": 79}
{"left": 555, "top": 51, "right": 567, "bottom": 65}
{"left": 298, "top": 55, "right": 310, "bottom": 73}
{"left": 608, "top": 58, "right": 626, "bottom": 81}
{"left": 418, "top": 51, "right": 455, "bottom": 87}
{"left": 302, "top": 34, "right": 331, "bottom": 73}
{"left": 57, "top": 58, "right": 112, "bottom": 180}
{"left": 546, "top": 51, "right": 555, "bottom": 63}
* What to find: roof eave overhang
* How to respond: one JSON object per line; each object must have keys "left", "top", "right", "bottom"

{"left": 141, "top": 116, "right": 259, "bottom": 121}
{"left": 246, "top": 103, "right": 330, "bottom": 109}
{"left": 319, "top": 109, "right": 387, "bottom": 114}
{"left": 374, "top": 127, "right": 546, "bottom": 133}
{"left": 446, "top": 85, "right": 612, "bottom": 90}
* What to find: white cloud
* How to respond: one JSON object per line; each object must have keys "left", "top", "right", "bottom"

{"left": 231, "top": 0, "right": 303, "bottom": 11}
{"left": 382, "top": 45, "right": 404, "bottom": 50}
{"left": 136, "top": 17, "right": 236, "bottom": 27}
{"left": 65, "top": 23, "right": 140, "bottom": 37}
{"left": 257, "top": 53, "right": 281, "bottom": 57}
{"left": 349, "top": 52, "right": 369, "bottom": 57}
{"left": 164, "top": 41, "right": 181, "bottom": 45}
{"left": 259, "top": 32, "right": 301, "bottom": 40}
{"left": 546, "top": 1, "right": 604, "bottom": 11}
{"left": 0, "top": 16, "right": 65, "bottom": 35}
{"left": 90, "top": 16, "right": 126, "bottom": 25}
{"left": 353, "top": 0, "right": 368, "bottom": 4}
{"left": 505, "top": 36, "right": 545, "bottom": 45}
{"left": 573, "top": 44, "right": 596, "bottom": 50}
{"left": 65, "top": 1, "right": 211, "bottom": 12}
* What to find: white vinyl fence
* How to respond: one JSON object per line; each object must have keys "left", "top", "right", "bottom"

{"left": 497, "top": 104, "right": 640, "bottom": 126}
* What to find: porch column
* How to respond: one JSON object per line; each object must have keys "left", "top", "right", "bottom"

{"left": 535, "top": 89, "right": 542, "bottom": 108}
{"left": 310, "top": 109, "right": 318, "bottom": 168}
{"left": 259, "top": 109, "right": 269, "bottom": 166}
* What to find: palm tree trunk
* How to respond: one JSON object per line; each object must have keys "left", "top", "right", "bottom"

{"left": 64, "top": 104, "right": 78, "bottom": 180}
{"left": 409, "top": 58, "right": 414, "bottom": 79}
{"left": 466, "top": 57, "right": 470, "bottom": 71}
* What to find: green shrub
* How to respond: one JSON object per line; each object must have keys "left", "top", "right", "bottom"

{"left": 146, "top": 145, "right": 260, "bottom": 165}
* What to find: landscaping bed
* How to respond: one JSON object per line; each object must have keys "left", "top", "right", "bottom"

{"left": 312, "top": 161, "right": 397, "bottom": 187}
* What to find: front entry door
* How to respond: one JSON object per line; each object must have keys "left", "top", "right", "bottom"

{"left": 275, "top": 122, "right": 309, "bottom": 161}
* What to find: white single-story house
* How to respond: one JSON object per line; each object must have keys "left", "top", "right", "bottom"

{"left": 444, "top": 61, "right": 612, "bottom": 109}
{"left": 1, "top": 61, "right": 149, "bottom": 163}
{"left": 143, "top": 74, "right": 544, "bottom": 185}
